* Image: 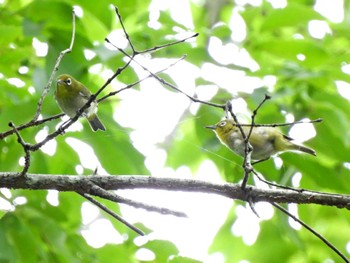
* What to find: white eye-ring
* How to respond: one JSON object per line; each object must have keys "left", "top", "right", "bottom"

{"left": 219, "top": 121, "right": 226, "bottom": 127}
{"left": 66, "top": 78, "right": 72, "bottom": 85}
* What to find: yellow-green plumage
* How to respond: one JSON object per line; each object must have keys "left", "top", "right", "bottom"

{"left": 55, "top": 74, "right": 105, "bottom": 132}
{"left": 207, "top": 119, "right": 315, "bottom": 160}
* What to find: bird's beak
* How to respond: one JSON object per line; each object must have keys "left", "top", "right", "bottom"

{"left": 57, "top": 79, "right": 64, "bottom": 84}
{"left": 205, "top": 125, "right": 216, "bottom": 130}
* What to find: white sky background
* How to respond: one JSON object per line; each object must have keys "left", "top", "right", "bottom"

{"left": 2, "top": 0, "right": 349, "bottom": 262}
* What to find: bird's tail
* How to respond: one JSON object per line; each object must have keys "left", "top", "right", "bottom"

{"left": 283, "top": 134, "right": 316, "bottom": 156}
{"left": 293, "top": 144, "right": 316, "bottom": 156}
{"left": 87, "top": 114, "right": 106, "bottom": 132}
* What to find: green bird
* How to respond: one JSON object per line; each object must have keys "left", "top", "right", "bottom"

{"left": 55, "top": 74, "right": 105, "bottom": 132}
{"left": 206, "top": 119, "right": 315, "bottom": 161}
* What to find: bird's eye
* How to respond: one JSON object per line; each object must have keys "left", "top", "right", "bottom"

{"left": 66, "top": 78, "right": 72, "bottom": 85}
{"left": 219, "top": 121, "right": 226, "bottom": 127}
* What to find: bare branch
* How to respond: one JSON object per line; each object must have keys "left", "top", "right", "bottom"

{"left": 240, "top": 95, "right": 271, "bottom": 189}
{"left": 88, "top": 182, "right": 187, "bottom": 218}
{"left": 0, "top": 113, "right": 64, "bottom": 140}
{"left": 114, "top": 6, "right": 198, "bottom": 55}
{"left": 1, "top": 173, "right": 350, "bottom": 210}
{"left": 8, "top": 122, "right": 30, "bottom": 177}
{"left": 272, "top": 202, "right": 349, "bottom": 263}
{"left": 105, "top": 38, "right": 225, "bottom": 110}
{"left": 32, "top": 9, "right": 76, "bottom": 122}
{"left": 225, "top": 101, "right": 254, "bottom": 190}
{"left": 97, "top": 55, "right": 187, "bottom": 103}
{"left": 139, "top": 33, "right": 199, "bottom": 54}
{"left": 79, "top": 192, "right": 145, "bottom": 236}
{"left": 114, "top": 6, "right": 136, "bottom": 53}
{"left": 237, "top": 118, "right": 323, "bottom": 128}
{"left": 263, "top": 117, "right": 323, "bottom": 127}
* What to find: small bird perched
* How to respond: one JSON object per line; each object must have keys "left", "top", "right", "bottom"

{"left": 55, "top": 74, "right": 105, "bottom": 132}
{"left": 206, "top": 119, "right": 316, "bottom": 161}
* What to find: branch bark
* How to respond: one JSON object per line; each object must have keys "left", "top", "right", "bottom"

{"left": 1, "top": 172, "right": 349, "bottom": 210}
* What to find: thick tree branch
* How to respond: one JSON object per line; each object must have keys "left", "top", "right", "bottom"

{"left": 1, "top": 173, "right": 350, "bottom": 210}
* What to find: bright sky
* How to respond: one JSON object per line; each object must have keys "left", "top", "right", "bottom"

{"left": 1, "top": 0, "right": 348, "bottom": 262}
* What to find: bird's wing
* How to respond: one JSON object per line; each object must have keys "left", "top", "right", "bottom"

{"left": 79, "top": 91, "right": 90, "bottom": 100}
{"left": 78, "top": 84, "right": 93, "bottom": 101}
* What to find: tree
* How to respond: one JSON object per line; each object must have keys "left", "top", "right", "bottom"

{"left": 1, "top": 0, "right": 350, "bottom": 262}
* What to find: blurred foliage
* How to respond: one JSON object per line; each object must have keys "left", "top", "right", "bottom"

{"left": 0, "top": 0, "right": 350, "bottom": 262}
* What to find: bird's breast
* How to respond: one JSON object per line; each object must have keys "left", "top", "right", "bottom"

{"left": 225, "top": 127, "right": 277, "bottom": 160}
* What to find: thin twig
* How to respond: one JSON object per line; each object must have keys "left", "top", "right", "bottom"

{"left": 252, "top": 94, "right": 271, "bottom": 119}
{"left": 272, "top": 202, "right": 349, "bottom": 263}
{"left": 253, "top": 170, "right": 349, "bottom": 197}
{"left": 226, "top": 96, "right": 271, "bottom": 190}
{"left": 32, "top": 9, "right": 76, "bottom": 122}
{"left": 105, "top": 38, "right": 224, "bottom": 109}
{"left": 107, "top": 9, "right": 223, "bottom": 110}
{"left": 114, "top": 6, "right": 136, "bottom": 53}
{"left": 240, "top": 118, "right": 323, "bottom": 128}
{"left": 0, "top": 113, "right": 64, "bottom": 140}
{"left": 247, "top": 194, "right": 260, "bottom": 218}
{"left": 114, "top": 6, "right": 198, "bottom": 55}
{"left": 252, "top": 170, "right": 303, "bottom": 192}
{"left": 139, "top": 33, "right": 199, "bottom": 54}
{"left": 225, "top": 101, "right": 253, "bottom": 190}
{"left": 8, "top": 122, "right": 30, "bottom": 177}
{"left": 79, "top": 192, "right": 145, "bottom": 236}
{"left": 246, "top": 95, "right": 271, "bottom": 151}
{"left": 89, "top": 183, "right": 187, "bottom": 218}
{"left": 241, "top": 95, "right": 271, "bottom": 188}
{"left": 97, "top": 55, "right": 187, "bottom": 103}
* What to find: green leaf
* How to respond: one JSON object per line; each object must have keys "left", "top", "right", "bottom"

{"left": 166, "top": 117, "right": 205, "bottom": 171}
{"left": 0, "top": 25, "right": 22, "bottom": 45}
{"left": 144, "top": 239, "right": 179, "bottom": 262}
{"left": 254, "top": 39, "right": 329, "bottom": 67}
{"left": 261, "top": 3, "right": 323, "bottom": 31}
{"left": 79, "top": 120, "right": 146, "bottom": 174}
{"left": 169, "top": 256, "right": 202, "bottom": 263}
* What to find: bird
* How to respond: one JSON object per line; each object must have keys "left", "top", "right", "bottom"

{"left": 206, "top": 119, "right": 316, "bottom": 161}
{"left": 55, "top": 74, "right": 105, "bottom": 132}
